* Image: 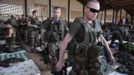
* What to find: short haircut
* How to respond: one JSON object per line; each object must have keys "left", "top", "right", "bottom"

{"left": 32, "top": 10, "right": 37, "bottom": 15}
{"left": 84, "top": 0, "right": 99, "bottom": 6}
{"left": 53, "top": 6, "right": 61, "bottom": 10}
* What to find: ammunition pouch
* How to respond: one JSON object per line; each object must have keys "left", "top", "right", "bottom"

{"left": 68, "top": 41, "right": 103, "bottom": 62}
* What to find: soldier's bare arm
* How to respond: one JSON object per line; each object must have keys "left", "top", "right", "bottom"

{"left": 56, "top": 33, "right": 73, "bottom": 71}
{"left": 100, "top": 35, "right": 115, "bottom": 64}
{"left": 56, "top": 21, "right": 82, "bottom": 71}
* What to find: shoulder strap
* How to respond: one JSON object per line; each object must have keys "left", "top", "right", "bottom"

{"left": 75, "top": 18, "right": 93, "bottom": 50}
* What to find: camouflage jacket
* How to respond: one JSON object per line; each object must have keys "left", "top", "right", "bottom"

{"left": 42, "top": 18, "right": 68, "bottom": 43}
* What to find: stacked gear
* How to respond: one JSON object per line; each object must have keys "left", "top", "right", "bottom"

{"left": 119, "top": 42, "right": 134, "bottom": 53}
{"left": 129, "top": 30, "right": 134, "bottom": 42}
{"left": 114, "top": 52, "right": 134, "bottom": 75}
{"left": 0, "top": 57, "right": 24, "bottom": 67}
{"left": 0, "top": 50, "right": 30, "bottom": 67}
{"left": 110, "top": 25, "right": 123, "bottom": 47}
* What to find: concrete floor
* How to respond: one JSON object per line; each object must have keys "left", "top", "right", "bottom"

{"left": 25, "top": 46, "right": 52, "bottom": 75}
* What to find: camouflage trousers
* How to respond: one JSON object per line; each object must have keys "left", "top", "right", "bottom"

{"left": 48, "top": 42, "right": 59, "bottom": 64}
{"left": 28, "top": 29, "right": 40, "bottom": 48}
{"left": 68, "top": 45, "right": 103, "bottom": 75}
{"left": 68, "top": 57, "right": 101, "bottom": 75}
{"left": 48, "top": 42, "right": 65, "bottom": 75}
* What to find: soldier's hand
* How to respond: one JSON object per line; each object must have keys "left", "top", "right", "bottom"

{"left": 6, "top": 24, "right": 12, "bottom": 28}
{"left": 56, "top": 60, "right": 64, "bottom": 71}
{"left": 33, "top": 25, "right": 38, "bottom": 28}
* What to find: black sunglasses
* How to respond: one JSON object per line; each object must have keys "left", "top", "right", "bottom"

{"left": 86, "top": 7, "right": 100, "bottom": 13}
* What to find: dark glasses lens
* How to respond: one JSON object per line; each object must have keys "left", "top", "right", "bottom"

{"left": 87, "top": 7, "right": 100, "bottom": 13}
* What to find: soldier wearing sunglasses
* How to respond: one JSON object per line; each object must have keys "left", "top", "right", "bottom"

{"left": 56, "top": 0, "right": 115, "bottom": 75}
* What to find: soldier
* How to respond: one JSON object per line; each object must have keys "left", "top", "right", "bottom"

{"left": 41, "top": 6, "right": 68, "bottom": 75}
{"left": 7, "top": 15, "right": 18, "bottom": 45}
{"left": 0, "top": 21, "right": 13, "bottom": 39}
{"left": 28, "top": 10, "right": 39, "bottom": 51}
{"left": 17, "top": 15, "right": 27, "bottom": 45}
{"left": 0, "top": 21, "right": 14, "bottom": 52}
{"left": 56, "top": 0, "right": 115, "bottom": 75}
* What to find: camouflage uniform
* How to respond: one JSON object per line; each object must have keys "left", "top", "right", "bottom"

{"left": 67, "top": 17, "right": 103, "bottom": 75}
{"left": 28, "top": 16, "right": 40, "bottom": 48}
{"left": 42, "top": 18, "right": 68, "bottom": 75}
{"left": 0, "top": 22, "right": 14, "bottom": 52}
{"left": 6, "top": 16, "right": 17, "bottom": 50}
